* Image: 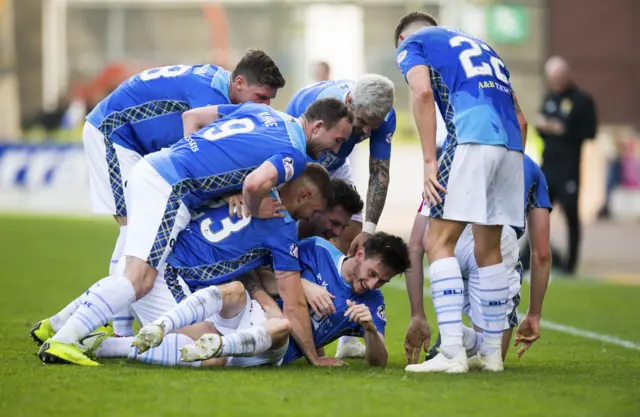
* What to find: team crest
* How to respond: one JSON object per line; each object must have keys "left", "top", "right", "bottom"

{"left": 283, "top": 157, "right": 294, "bottom": 181}
{"left": 289, "top": 243, "right": 299, "bottom": 259}
{"left": 376, "top": 304, "right": 386, "bottom": 322}
{"left": 396, "top": 50, "right": 407, "bottom": 66}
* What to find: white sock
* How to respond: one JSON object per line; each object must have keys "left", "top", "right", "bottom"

{"left": 109, "top": 226, "right": 135, "bottom": 337}
{"left": 95, "top": 336, "right": 134, "bottom": 358}
{"left": 52, "top": 277, "right": 136, "bottom": 344}
{"left": 462, "top": 325, "right": 483, "bottom": 357}
{"left": 337, "top": 335, "right": 357, "bottom": 348}
{"left": 153, "top": 286, "right": 223, "bottom": 334}
{"left": 219, "top": 325, "right": 272, "bottom": 357}
{"left": 471, "top": 263, "right": 509, "bottom": 356}
{"left": 49, "top": 276, "right": 115, "bottom": 332}
{"left": 429, "top": 257, "right": 465, "bottom": 358}
{"left": 128, "top": 333, "right": 201, "bottom": 367}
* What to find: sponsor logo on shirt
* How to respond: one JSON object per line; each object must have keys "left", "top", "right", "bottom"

{"left": 283, "top": 157, "right": 294, "bottom": 181}
{"left": 376, "top": 304, "right": 386, "bottom": 322}
{"left": 289, "top": 243, "right": 298, "bottom": 259}
{"left": 396, "top": 50, "right": 407, "bottom": 66}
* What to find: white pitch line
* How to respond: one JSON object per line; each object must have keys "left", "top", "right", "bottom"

{"left": 386, "top": 280, "right": 640, "bottom": 352}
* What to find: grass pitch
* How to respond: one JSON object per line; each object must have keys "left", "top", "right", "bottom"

{"left": 1, "top": 215, "right": 638, "bottom": 417}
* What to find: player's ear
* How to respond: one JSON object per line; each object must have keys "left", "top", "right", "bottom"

{"left": 234, "top": 75, "right": 245, "bottom": 89}
{"left": 356, "top": 246, "right": 365, "bottom": 260}
{"left": 345, "top": 94, "right": 353, "bottom": 105}
{"left": 298, "top": 186, "right": 313, "bottom": 201}
{"left": 311, "top": 119, "right": 324, "bottom": 134}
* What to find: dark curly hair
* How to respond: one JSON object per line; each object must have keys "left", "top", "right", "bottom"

{"left": 363, "top": 232, "right": 411, "bottom": 276}
{"left": 327, "top": 179, "right": 363, "bottom": 216}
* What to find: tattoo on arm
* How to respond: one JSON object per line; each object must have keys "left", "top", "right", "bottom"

{"left": 239, "top": 273, "right": 264, "bottom": 298}
{"left": 513, "top": 92, "right": 523, "bottom": 115}
{"left": 366, "top": 157, "right": 390, "bottom": 225}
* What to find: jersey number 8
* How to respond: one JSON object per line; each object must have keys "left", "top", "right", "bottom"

{"left": 450, "top": 36, "right": 509, "bottom": 85}
{"left": 139, "top": 65, "right": 191, "bottom": 82}
{"left": 200, "top": 214, "right": 251, "bottom": 244}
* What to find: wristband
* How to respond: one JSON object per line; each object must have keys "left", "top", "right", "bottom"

{"left": 363, "top": 221, "right": 377, "bottom": 235}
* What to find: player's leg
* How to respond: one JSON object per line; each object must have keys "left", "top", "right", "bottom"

{"left": 30, "top": 276, "right": 116, "bottom": 345}
{"left": 469, "top": 147, "right": 524, "bottom": 371}
{"left": 93, "top": 322, "right": 219, "bottom": 368}
{"left": 330, "top": 159, "right": 367, "bottom": 359}
{"left": 39, "top": 160, "right": 191, "bottom": 365}
{"left": 134, "top": 281, "right": 246, "bottom": 351}
{"left": 183, "top": 297, "right": 291, "bottom": 366}
{"left": 110, "top": 143, "right": 143, "bottom": 337}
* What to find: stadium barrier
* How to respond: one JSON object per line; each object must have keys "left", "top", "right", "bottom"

{"left": 0, "top": 142, "right": 93, "bottom": 214}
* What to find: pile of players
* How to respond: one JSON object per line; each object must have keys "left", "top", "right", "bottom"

{"left": 30, "top": 12, "right": 552, "bottom": 374}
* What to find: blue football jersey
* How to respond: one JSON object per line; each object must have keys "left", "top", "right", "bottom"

{"left": 512, "top": 155, "right": 552, "bottom": 239}
{"left": 86, "top": 65, "right": 232, "bottom": 155}
{"left": 396, "top": 27, "right": 522, "bottom": 151}
{"left": 166, "top": 190, "right": 301, "bottom": 291}
{"left": 280, "top": 237, "right": 387, "bottom": 364}
{"left": 284, "top": 80, "right": 396, "bottom": 171}
{"left": 146, "top": 102, "right": 309, "bottom": 210}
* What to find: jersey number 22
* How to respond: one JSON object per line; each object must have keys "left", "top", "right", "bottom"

{"left": 450, "top": 36, "right": 509, "bottom": 85}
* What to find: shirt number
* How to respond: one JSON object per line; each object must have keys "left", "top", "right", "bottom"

{"left": 139, "top": 65, "right": 191, "bottom": 81}
{"left": 203, "top": 118, "right": 255, "bottom": 141}
{"left": 449, "top": 36, "right": 509, "bottom": 85}
{"left": 200, "top": 214, "right": 251, "bottom": 244}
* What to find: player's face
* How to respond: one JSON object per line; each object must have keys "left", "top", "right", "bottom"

{"left": 232, "top": 77, "right": 277, "bottom": 105}
{"left": 308, "top": 118, "right": 352, "bottom": 159}
{"left": 351, "top": 251, "right": 395, "bottom": 294}
{"left": 351, "top": 108, "right": 384, "bottom": 138}
{"left": 300, "top": 206, "right": 351, "bottom": 240}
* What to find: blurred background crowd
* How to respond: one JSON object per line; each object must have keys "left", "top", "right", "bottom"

{"left": 0, "top": 0, "right": 638, "bottom": 278}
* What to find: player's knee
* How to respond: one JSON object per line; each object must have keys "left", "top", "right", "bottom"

{"left": 218, "top": 281, "right": 246, "bottom": 304}
{"left": 124, "top": 257, "right": 157, "bottom": 298}
{"left": 266, "top": 318, "right": 291, "bottom": 341}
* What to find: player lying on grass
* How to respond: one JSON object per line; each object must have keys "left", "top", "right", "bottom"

{"left": 83, "top": 49, "right": 285, "bottom": 337}
{"left": 86, "top": 233, "right": 410, "bottom": 368}
{"left": 404, "top": 155, "right": 552, "bottom": 370}
{"left": 285, "top": 75, "right": 397, "bottom": 360}
{"left": 37, "top": 99, "right": 352, "bottom": 366}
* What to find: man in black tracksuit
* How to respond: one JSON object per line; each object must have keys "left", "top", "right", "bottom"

{"left": 527, "top": 56, "right": 597, "bottom": 275}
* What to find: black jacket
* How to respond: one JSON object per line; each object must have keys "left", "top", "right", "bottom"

{"left": 538, "top": 84, "right": 597, "bottom": 180}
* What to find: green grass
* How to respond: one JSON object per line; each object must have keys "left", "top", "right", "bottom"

{"left": 1, "top": 215, "right": 639, "bottom": 417}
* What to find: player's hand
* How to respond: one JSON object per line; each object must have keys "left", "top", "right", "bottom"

{"left": 224, "top": 193, "right": 247, "bottom": 218}
{"left": 312, "top": 356, "right": 348, "bottom": 367}
{"left": 347, "top": 232, "right": 371, "bottom": 257}
{"left": 514, "top": 313, "right": 541, "bottom": 358}
{"left": 404, "top": 317, "right": 431, "bottom": 365}
{"left": 423, "top": 160, "right": 445, "bottom": 208}
{"left": 345, "top": 300, "right": 376, "bottom": 333}
{"left": 256, "top": 197, "right": 286, "bottom": 219}
{"left": 303, "top": 283, "right": 336, "bottom": 317}
{"left": 547, "top": 119, "right": 566, "bottom": 135}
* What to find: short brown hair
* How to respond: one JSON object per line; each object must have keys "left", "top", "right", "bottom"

{"left": 327, "top": 179, "right": 363, "bottom": 216}
{"left": 232, "top": 48, "right": 286, "bottom": 89}
{"left": 298, "top": 163, "right": 334, "bottom": 204}
{"left": 394, "top": 12, "right": 438, "bottom": 47}
{"left": 302, "top": 98, "right": 353, "bottom": 130}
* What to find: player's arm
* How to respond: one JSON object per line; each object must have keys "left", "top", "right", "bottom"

{"left": 182, "top": 104, "right": 241, "bottom": 136}
{"left": 345, "top": 300, "right": 387, "bottom": 367}
{"left": 241, "top": 271, "right": 284, "bottom": 319}
{"left": 526, "top": 206, "right": 551, "bottom": 318}
{"left": 512, "top": 91, "right": 528, "bottom": 150}
{"left": 406, "top": 66, "right": 438, "bottom": 166}
{"left": 515, "top": 206, "right": 551, "bottom": 358}
{"left": 365, "top": 156, "right": 390, "bottom": 231}
{"left": 275, "top": 270, "right": 329, "bottom": 366}
{"left": 243, "top": 161, "right": 280, "bottom": 218}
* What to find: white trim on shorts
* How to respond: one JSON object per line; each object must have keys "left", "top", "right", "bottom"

{"left": 82, "top": 121, "right": 142, "bottom": 216}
